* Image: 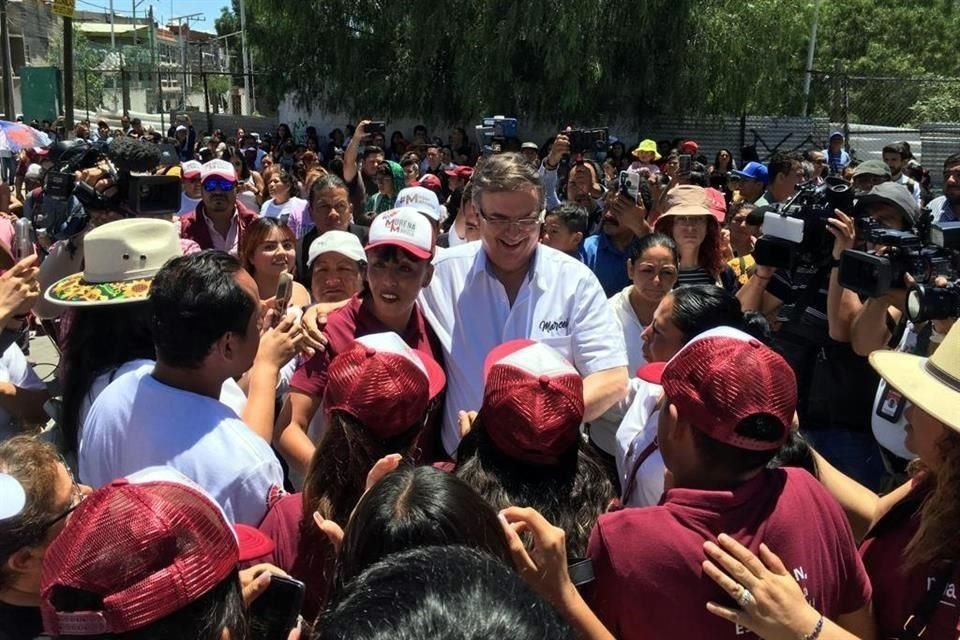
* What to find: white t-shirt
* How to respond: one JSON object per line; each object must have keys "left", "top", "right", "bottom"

{"left": 419, "top": 242, "right": 628, "bottom": 455}
{"left": 77, "top": 358, "right": 248, "bottom": 437}
{"left": 261, "top": 196, "right": 308, "bottom": 221}
{"left": 616, "top": 378, "right": 666, "bottom": 508}
{"left": 871, "top": 322, "right": 920, "bottom": 461}
{"left": 237, "top": 176, "right": 259, "bottom": 212}
{"left": 589, "top": 286, "right": 648, "bottom": 454}
{"left": 0, "top": 343, "right": 46, "bottom": 442}
{"left": 78, "top": 366, "right": 283, "bottom": 525}
{"left": 177, "top": 193, "right": 201, "bottom": 217}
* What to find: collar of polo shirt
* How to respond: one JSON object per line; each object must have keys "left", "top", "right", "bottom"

{"left": 466, "top": 242, "right": 550, "bottom": 291}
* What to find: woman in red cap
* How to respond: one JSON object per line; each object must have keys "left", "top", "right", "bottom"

{"left": 455, "top": 339, "right": 615, "bottom": 560}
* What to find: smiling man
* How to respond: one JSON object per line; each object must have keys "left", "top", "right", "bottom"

{"left": 420, "top": 152, "right": 629, "bottom": 455}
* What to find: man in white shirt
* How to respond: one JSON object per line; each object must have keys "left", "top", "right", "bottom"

{"left": 419, "top": 152, "right": 629, "bottom": 455}
{"left": 79, "top": 251, "right": 284, "bottom": 525}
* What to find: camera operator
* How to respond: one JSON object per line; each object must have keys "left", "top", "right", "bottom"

{"left": 540, "top": 133, "right": 607, "bottom": 233}
{"left": 756, "top": 152, "right": 802, "bottom": 206}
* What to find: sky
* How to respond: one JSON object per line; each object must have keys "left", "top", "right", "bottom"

{"left": 75, "top": 0, "right": 231, "bottom": 34}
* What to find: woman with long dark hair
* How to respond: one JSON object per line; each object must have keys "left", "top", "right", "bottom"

{"left": 455, "top": 339, "right": 615, "bottom": 559}
{"left": 238, "top": 217, "right": 310, "bottom": 308}
{"left": 223, "top": 146, "right": 263, "bottom": 212}
{"left": 260, "top": 167, "right": 311, "bottom": 239}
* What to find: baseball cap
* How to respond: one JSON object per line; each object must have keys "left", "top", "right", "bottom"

{"left": 200, "top": 158, "right": 236, "bottom": 183}
{"left": 24, "top": 163, "right": 42, "bottom": 180}
{"left": 521, "top": 141, "right": 539, "bottom": 151}
{"left": 852, "top": 159, "right": 891, "bottom": 178}
{"left": 660, "top": 327, "right": 797, "bottom": 451}
{"left": 307, "top": 230, "right": 366, "bottom": 268}
{"left": 444, "top": 165, "right": 474, "bottom": 181}
{"left": 854, "top": 182, "right": 920, "bottom": 227}
{"left": 732, "top": 161, "right": 769, "bottom": 185}
{"left": 480, "top": 339, "right": 584, "bottom": 465}
{"left": 367, "top": 207, "right": 434, "bottom": 260}
{"left": 829, "top": 130, "right": 844, "bottom": 140}
{"left": 175, "top": 124, "right": 187, "bottom": 133}
{"left": 418, "top": 173, "right": 442, "bottom": 194}
{"left": 40, "top": 466, "right": 273, "bottom": 635}
{"left": 181, "top": 160, "right": 202, "bottom": 179}
{"left": 323, "top": 332, "right": 446, "bottom": 439}
{"left": 680, "top": 140, "right": 699, "bottom": 154}
{"left": 396, "top": 186, "right": 441, "bottom": 222}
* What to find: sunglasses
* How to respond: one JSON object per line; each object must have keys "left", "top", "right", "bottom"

{"left": 203, "top": 178, "right": 236, "bottom": 192}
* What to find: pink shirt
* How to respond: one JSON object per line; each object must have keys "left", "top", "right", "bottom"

{"left": 203, "top": 212, "right": 240, "bottom": 255}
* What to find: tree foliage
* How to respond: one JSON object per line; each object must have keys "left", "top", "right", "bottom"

{"left": 47, "top": 24, "right": 107, "bottom": 111}
{"left": 233, "top": 0, "right": 960, "bottom": 125}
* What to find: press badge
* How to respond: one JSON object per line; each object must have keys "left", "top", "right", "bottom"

{"left": 876, "top": 381, "right": 906, "bottom": 423}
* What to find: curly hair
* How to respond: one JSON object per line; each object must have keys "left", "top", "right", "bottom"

{"left": 905, "top": 428, "right": 960, "bottom": 570}
{"left": 454, "top": 419, "right": 614, "bottom": 558}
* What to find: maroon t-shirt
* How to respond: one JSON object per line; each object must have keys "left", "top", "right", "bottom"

{"left": 586, "top": 468, "right": 871, "bottom": 640}
{"left": 860, "top": 478, "right": 960, "bottom": 639}
{"left": 257, "top": 493, "right": 333, "bottom": 622}
{"left": 288, "top": 295, "right": 447, "bottom": 461}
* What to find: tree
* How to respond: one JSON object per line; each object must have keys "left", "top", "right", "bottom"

{"left": 47, "top": 24, "right": 107, "bottom": 112}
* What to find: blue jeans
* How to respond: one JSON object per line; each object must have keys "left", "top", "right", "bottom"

{"left": 802, "top": 429, "right": 888, "bottom": 492}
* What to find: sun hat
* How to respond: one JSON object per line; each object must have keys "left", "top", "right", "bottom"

{"left": 659, "top": 326, "right": 797, "bottom": 451}
{"left": 323, "top": 332, "right": 446, "bottom": 439}
{"left": 869, "top": 322, "right": 960, "bottom": 431}
{"left": 181, "top": 160, "right": 202, "bottom": 179}
{"left": 632, "top": 139, "right": 661, "bottom": 161}
{"left": 854, "top": 182, "right": 920, "bottom": 228}
{"left": 655, "top": 185, "right": 722, "bottom": 225}
{"left": 307, "top": 230, "right": 366, "bottom": 268}
{"left": 852, "top": 159, "right": 891, "bottom": 179}
{"left": 39, "top": 466, "right": 273, "bottom": 636}
{"left": 479, "top": 339, "right": 584, "bottom": 465}
{"left": 200, "top": 158, "right": 236, "bottom": 183}
{"left": 367, "top": 207, "right": 434, "bottom": 260}
{"left": 44, "top": 218, "right": 182, "bottom": 307}
{"left": 732, "top": 161, "right": 769, "bottom": 185}
{"left": 395, "top": 186, "right": 442, "bottom": 222}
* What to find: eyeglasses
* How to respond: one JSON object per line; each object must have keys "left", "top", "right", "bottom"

{"left": 634, "top": 264, "right": 678, "bottom": 279}
{"left": 202, "top": 178, "right": 236, "bottom": 192}
{"left": 479, "top": 210, "right": 543, "bottom": 232}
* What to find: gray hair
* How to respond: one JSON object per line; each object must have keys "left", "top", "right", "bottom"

{"left": 470, "top": 152, "right": 543, "bottom": 210}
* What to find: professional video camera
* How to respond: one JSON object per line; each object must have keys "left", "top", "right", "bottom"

{"left": 838, "top": 214, "right": 960, "bottom": 298}
{"left": 906, "top": 279, "right": 960, "bottom": 323}
{"left": 42, "top": 137, "right": 181, "bottom": 239}
{"left": 752, "top": 177, "right": 855, "bottom": 270}
{"left": 474, "top": 116, "right": 519, "bottom": 154}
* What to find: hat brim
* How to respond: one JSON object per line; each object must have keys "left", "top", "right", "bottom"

{"left": 182, "top": 171, "right": 201, "bottom": 179}
{"left": 201, "top": 172, "right": 236, "bottom": 183}
{"left": 234, "top": 524, "right": 274, "bottom": 562}
{"left": 421, "top": 352, "right": 447, "bottom": 402}
{"left": 44, "top": 272, "right": 154, "bottom": 307}
{"left": 365, "top": 240, "right": 432, "bottom": 261}
{"left": 731, "top": 170, "right": 765, "bottom": 183}
{"left": 854, "top": 193, "right": 912, "bottom": 225}
{"left": 633, "top": 148, "right": 662, "bottom": 161}
{"left": 869, "top": 350, "right": 960, "bottom": 432}
{"left": 308, "top": 248, "right": 366, "bottom": 268}
{"left": 656, "top": 205, "right": 718, "bottom": 226}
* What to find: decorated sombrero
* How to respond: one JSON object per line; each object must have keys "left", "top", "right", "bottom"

{"left": 44, "top": 218, "right": 182, "bottom": 307}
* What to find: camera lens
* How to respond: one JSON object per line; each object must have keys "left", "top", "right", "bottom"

{"left": 906, "top": 285, "right": 925, "bottom": 323}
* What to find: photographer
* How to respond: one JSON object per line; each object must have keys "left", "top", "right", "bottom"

{"left": 540, "top": 133, "right": 607, "bottom": 233}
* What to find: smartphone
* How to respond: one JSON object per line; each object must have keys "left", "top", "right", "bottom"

{"left": 274, "top": 272, "right": 293, "bottom": 326}
{"left": 678, "top": 154, "right": 692, "bottom": 175}
{"left": 618, "top": 170, "right": 640, "bottom": 203}
{"left": 13, "top": 218, "right": 35, "bottom": 261}
{"left": 366, "top": 121, "right": 386, "bottom": 135}
{"left": 247, "top": 574, "right": 305, "bottom": 640}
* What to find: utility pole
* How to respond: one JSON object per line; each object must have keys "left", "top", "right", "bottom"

{"left": 801, "top": 0, "right": 821, "bottom": 118}
{"left": 170, "top": 13, "right": 202, "bottom": 111}
{"left": 64, "top": 14, "right": 74, "bottom": 129}
{"left": 239, "top": 0, "right": 250, "bottom": 115}
{"left": 109, "top": 0, "right": 116, "bottom": 51}
{"left": 0, "top": 0, "right": 14, "bottom": 121}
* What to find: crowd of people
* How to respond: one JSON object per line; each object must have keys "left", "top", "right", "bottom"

{"left": 0, "top": 114, "right": 956, "bottom": 640}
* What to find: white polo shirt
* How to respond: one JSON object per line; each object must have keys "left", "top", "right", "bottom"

{"left": 419, "top": 241, "right": 627, "bottom": 455}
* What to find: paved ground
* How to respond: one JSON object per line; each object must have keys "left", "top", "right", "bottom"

{"left": 28, "top": 332, "right": 61, "bottom": 391}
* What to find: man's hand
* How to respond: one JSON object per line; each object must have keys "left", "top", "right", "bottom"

{"left": 257, "top": 314, "right": 308, "bottom": 367}
{"left": 546, "top": 134, "right": 570, "bottom": 169}
{"left": 609, "top": 192, "right": 652, "bottom": 237}
{"left": 826, "top": 210, "right": 856, "bottom": 260}
{"left": 0, "top": 255, "right": 39, "bottom": 324}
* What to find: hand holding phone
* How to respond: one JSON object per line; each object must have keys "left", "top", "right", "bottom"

{"left": 247, "top": 573, "right": 305, "bottom": 640}
{"left": 273, "top": 272, "right": 293, "bottom": 327}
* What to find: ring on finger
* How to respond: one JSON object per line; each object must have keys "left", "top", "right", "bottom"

{"left": 736, "top": 585, "right": 755, "bottom": 608}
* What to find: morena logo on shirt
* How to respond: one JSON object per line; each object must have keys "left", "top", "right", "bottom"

{"left": 539, "top": 319, "right": 569, "bottom": 333}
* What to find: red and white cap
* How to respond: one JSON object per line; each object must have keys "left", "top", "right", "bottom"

{"left": 367, "top": 207, "right": 435, "bottom": 260}
{"left": 323, "top": 332, "right": 446, "bottom": 439}
{"left": 199, "top": 158, "right": 236, "bottom": 182}
{"left": 40, "top": 466, "right": 274, "bottom": 636}
{"left": 480, "top": 339, "right": 584, "bottom": 465}
{"left": 181, "top": 160, "right": 202, "bottom": 179}
{"left": 395, "top": 186, "right": 441, "bottom": 222}
{"left": 654, "top": 326, "right": 797, "bottom": 451}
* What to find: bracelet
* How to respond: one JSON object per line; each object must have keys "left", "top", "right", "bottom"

{"left": 802, "top": 613, "right": 824, "bottom": 640}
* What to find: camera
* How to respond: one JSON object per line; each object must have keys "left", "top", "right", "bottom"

{"left": 618, "top": 170, "right": 641, "bottom": 202}
{"left": 44, "top": 171, "right": 76, "bottom": 200}
{"left": 475, "top": 116, "right": 519, "bottom": 154}
{"left": 753, "top": 178, "right": 855, "bottom": 270}
{"left": 906, "top": 280, "right": 960, "bottom": 323}
{"left": 567, "top": 128, "right": 609, "bottom": 155}
{"left": 839, "top": 219, "right": 960, "bottom": 298}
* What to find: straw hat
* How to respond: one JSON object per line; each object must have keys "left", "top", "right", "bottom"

{"left": 44, "top": 218, "right": 182, "bottom": 307}
{"left": 869, "top": 323, "right": 960, "bottom": 431}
